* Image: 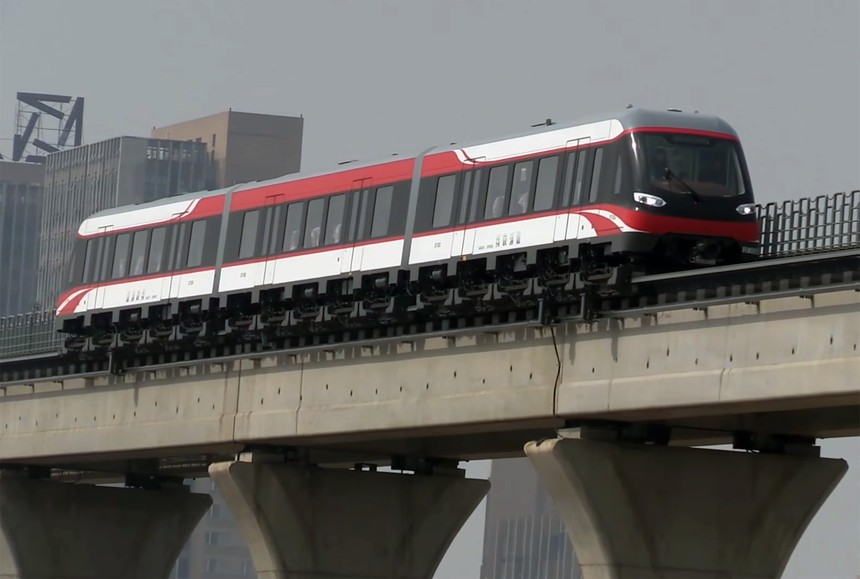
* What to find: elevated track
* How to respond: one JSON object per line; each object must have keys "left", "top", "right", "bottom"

{"left": 1, "top": 190, "right": 858, "bottom": 385}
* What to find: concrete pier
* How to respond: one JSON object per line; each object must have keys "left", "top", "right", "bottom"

{"left": 0, "top": 475, "right": 212, "bottom": 579}
{"left": 209, "top": 459, "right": 489, "bottom": 579}
{"left": 525, "top": 437, "right": 848, "bottom": 579}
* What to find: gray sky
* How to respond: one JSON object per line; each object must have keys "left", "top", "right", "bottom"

{"left": 1, "top": 1, "right": 858, "bottom": 577}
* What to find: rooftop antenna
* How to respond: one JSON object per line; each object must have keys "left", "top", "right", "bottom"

{"left": 531, "top": 118, "right": 555, "bottom": 127}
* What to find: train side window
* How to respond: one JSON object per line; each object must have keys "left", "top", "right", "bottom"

{"left": 304, "top": 198, "right": 325, "bottom": 248}
{"left": 468, "top": 169, "right": 484, "bottom": 223}
{"left": 82, "top": 239, "right": 95, "bottom": 283}
{"left": 347, "top": 191, "right": 361, "bottom": 241}
{"left": 187, "top": 220, "right": 207, "bottom": 268}
{"left": 261, "top": 207, "right": 274, "bottom": 257}
{"left": 93, "top": 237, "right": 107, "bottom": 282}
{"left": 283, "top": 203, "right": 304, "bottom": 251}
{"left": 561, "top": 151, "right": 577, "bottom": 207}
{"left": 267, "top": 205, "right": 283, "bottom": 255}
{"left": 111, "top": 233, "right": 130, "bottom": 279}
{"left": 573, "top": 151, "right": 588, "bottom": 205}
{"left": 147, "top": 227, "right": 166, "bottom": 274}
{"left": 325, "top": 194, "right": 347, "bottom": 245}
{"left": 239, "top": 210, "right": 260, "bottom": 259}
{"left": 457, "top": 172, "right": 472, "bottom": 225}
{"left": 371, "top": 185, "right": 393, "bottom": 238}
{"left": 534, "top": 156, "right": 559, "bottom": 212}
{"left": 130, "top": 230, "right": 148, "bottom": 276}
{"left": 433, "top": 175, "right": 457, "bottom": 228}
{"left": 356, "top": 189, "right": 371, "bottom": 240}
{"left": 100, "top": 237, "right": 115, "bottom": 281}
{"left": 508, "top": 161, "right": 533, "bottom": 215}
{"left": 171, "top": 223, "right": 189, "bottom": 271}
{"left": 484, "top": 165, "right": 509, "bottom": 219}
{"left": 588, "top": 148, "right": 604, "bottom": 203}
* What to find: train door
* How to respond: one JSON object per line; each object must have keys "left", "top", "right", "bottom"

{"left": 342, "top": 178, "right": 371, "bottom": 275}
{"left": 261, "top": 194, "right": 284, "bottom": 287}
{"left": 89, "top": 225, "right": 113, "bottom": 312}
{"left": 163, "top": 211, "right": 189, "bottom": 303}
{"left": 453, "top": 158, "right": 484, "bottom": 258}
{"left": 564, "top": 141, "right": 592, "bottom": 241}
{"left": 555, "top": 138, "right": 589, "bottom": 242}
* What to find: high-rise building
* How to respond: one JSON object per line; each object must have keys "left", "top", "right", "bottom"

{"left": 35, "top": 136, "right": 209, "bottom": 310}
{"left": 170, "top": 479, "right": 256, "bottom": 579}
{"left": 481, "top": 458, "right": 581, "bottom": 579}
{"left": 151, "top": 110, "right": 304, "bottom": 189}
{"left": 0, "top": 160, "right": 45, "bottom": 316}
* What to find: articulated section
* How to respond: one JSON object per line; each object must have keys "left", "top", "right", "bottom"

{"left": 0, "top": 474, "right": 211, "bottom": 579}
{"left": 209, "top": 458, "right": 489, "bottom": 579}
{"left": 524, "top": 437, "right": 848, "bottom": 579}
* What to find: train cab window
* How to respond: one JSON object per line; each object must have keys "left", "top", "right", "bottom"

{"left": 371, "top": 185, "right": 393, "bottom": 238}
{"left": 283, "top": 203, "right": 304, "bottom": 252}
{"left": 239, "top": 211, "right": 260, "bottom": 259}
{"left": 129, "top": 230, "right": 148, "bottom": 276}
{"left": 187, "top": 220, "right": 207, "bottom": 268}
{"left": 147, "top": 227, "right": 166, "bottom": 274}
{"left": 572, "top": 152, "right": 588, "bottom": 205}
{"left": 433, "top": 175, "right": 456, "bottom": 228}
{"left": 534, "top": 156, "right": 559, "bottom": 212}
{"left": 111, "top": 233, "right": 131, "bottom": 279}
{"left": 304, "top": 198, "right": 325, "bottom": 248}
{"left": 325, "top": 194, "right": 347, "bottom": 245}
{"left": 484, "top": 165, "right": 509, "bottom": 219}
{"left": 588, "top": 148, "right": 604, "bottom": 203}
{"left": 509, "top": 161, "right": 533, "bottom": 215}
{"left": 613, "top": 157, "right": 624, "bottom": 195}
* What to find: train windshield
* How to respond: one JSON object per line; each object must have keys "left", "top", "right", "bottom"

{"left": 636, "top": 133, "right": 748, "bottom": 198}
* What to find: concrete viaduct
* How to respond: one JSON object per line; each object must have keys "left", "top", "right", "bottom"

{"left": 0, "top": 288, "right": 857, "bottom": 578}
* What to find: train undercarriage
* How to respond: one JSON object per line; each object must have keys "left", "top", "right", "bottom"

{"left": 57, "top": 235, "right": 751, "bottom": 363}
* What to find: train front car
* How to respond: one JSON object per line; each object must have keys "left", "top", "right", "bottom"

{"left": 609, "top": 109, "right": 759, "bottom": 267}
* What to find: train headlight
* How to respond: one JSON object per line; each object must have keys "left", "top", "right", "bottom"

{"left": 633, "top": 192, "right": 666, "bottom": 208}
{"left": 736, "top": 203, "right": 755, "bottom": 216}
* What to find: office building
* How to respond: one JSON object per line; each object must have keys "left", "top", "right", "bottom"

{"left": 35, "top": 136, "right": 209, "bottom": 310}
{"left": 151, "top": 110, "right": 304, "bottom": 188}
{"left": 0, "top": 161, "right": 45, "bottom": 316}
{"left": 481, "top": 458, "right": 581, "bottom": 579}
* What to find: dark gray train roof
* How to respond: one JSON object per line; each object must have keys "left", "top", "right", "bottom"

{"left": 86, "top": 107, "right": 738, "bottom": 220}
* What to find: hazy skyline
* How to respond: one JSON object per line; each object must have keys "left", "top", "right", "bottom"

{"left": 1, "top": 1, "right": 858, "bottom": 577}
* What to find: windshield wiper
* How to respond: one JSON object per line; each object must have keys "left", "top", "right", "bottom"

{"left": 663, "top": 168, "right": 703, "bottom": 204}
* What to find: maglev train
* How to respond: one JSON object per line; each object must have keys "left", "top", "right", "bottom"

{"left": 55, "top": 107, "right": 760, "bottom": 351}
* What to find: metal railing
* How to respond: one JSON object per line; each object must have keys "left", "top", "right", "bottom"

{"left": 1, "top": 189, "right": 858, "bottom": 360}
{"left": 758, "top": 190, "right": 860, "bottom": 257}
{"left": 0, "top": 310, "right": 61, "bottom": 359}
